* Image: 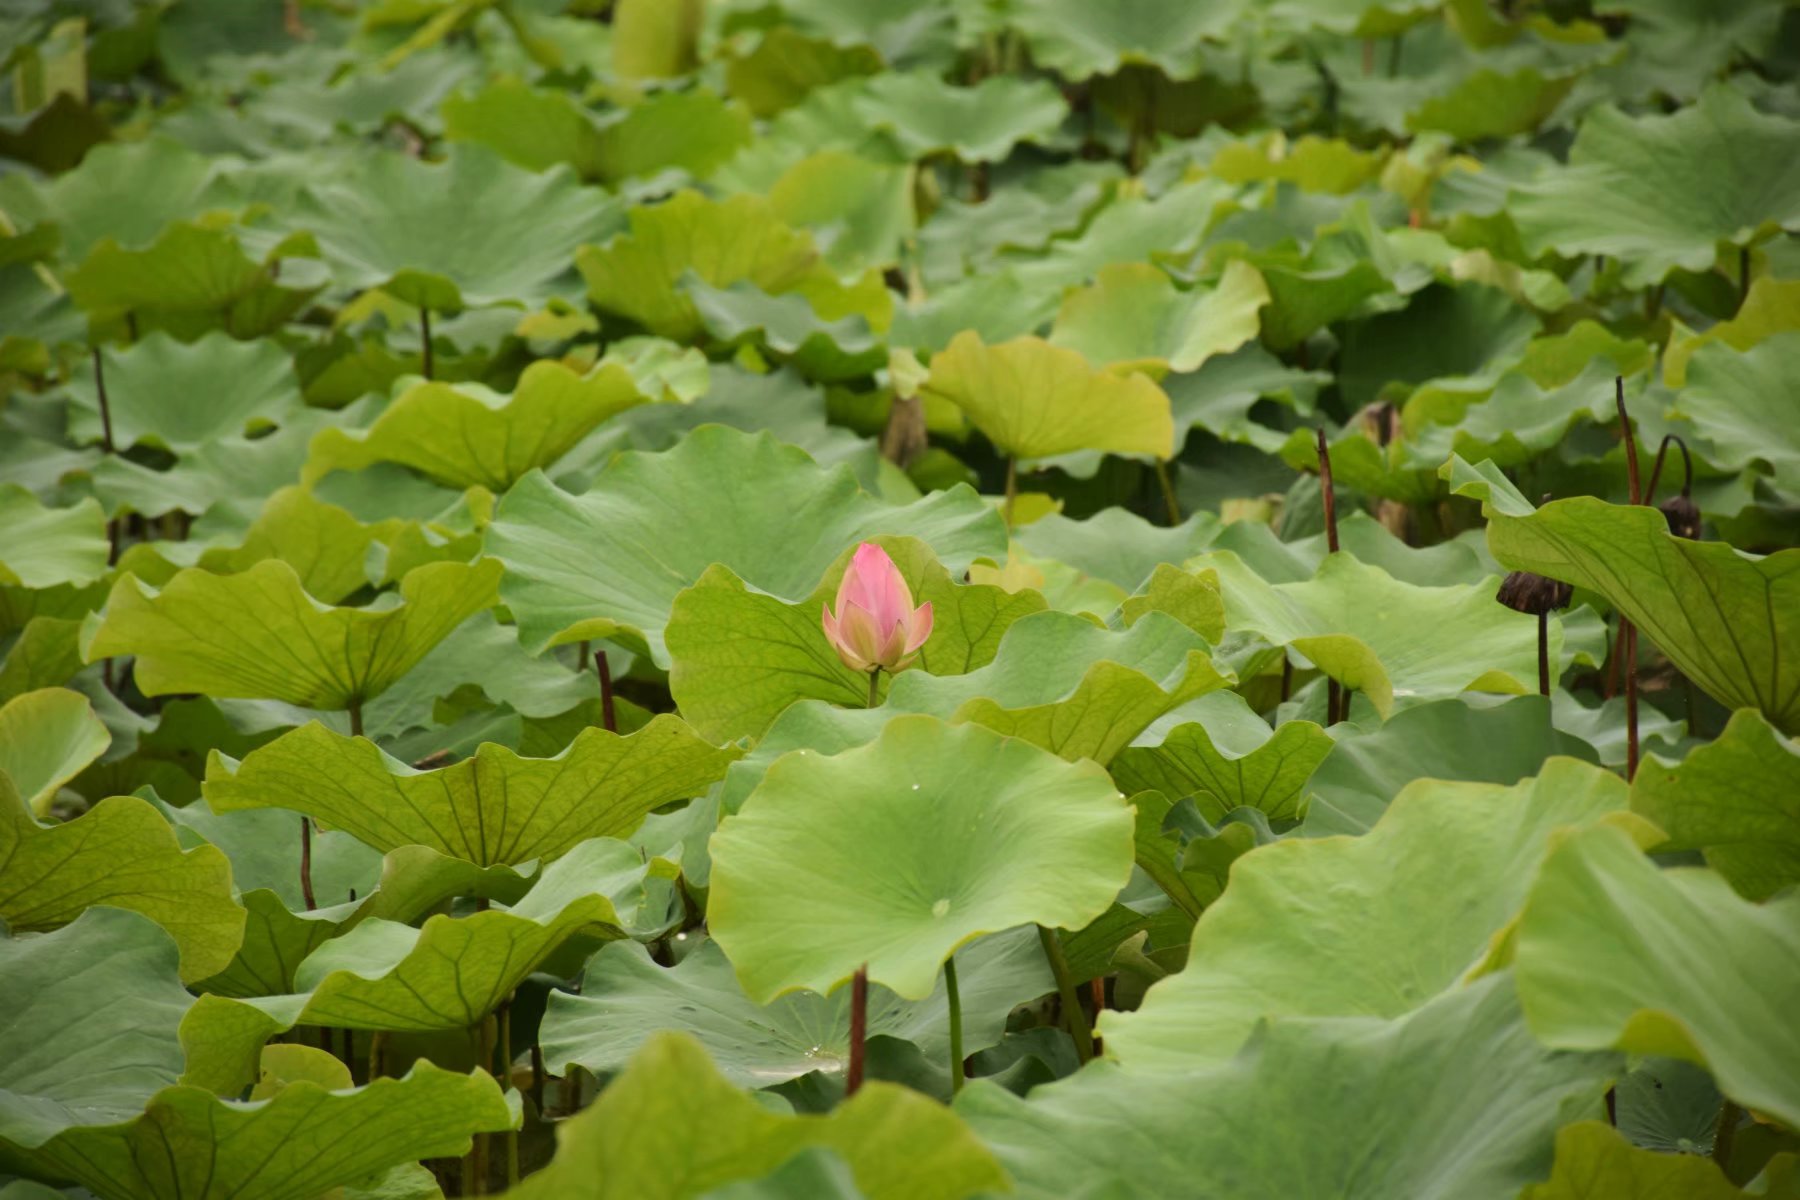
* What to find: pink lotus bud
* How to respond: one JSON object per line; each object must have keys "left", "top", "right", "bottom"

{"left": 820, "top": 543, "right": 934, "bottom": 674}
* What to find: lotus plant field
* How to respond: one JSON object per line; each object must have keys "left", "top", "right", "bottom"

{"left": 4, "top": 0, "right": 1800, "bottom": 1196}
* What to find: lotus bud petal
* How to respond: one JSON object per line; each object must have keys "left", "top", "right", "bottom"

{"left": 821, "top": 543, "right": 935, "bottom": 675}
{"left": 1496, "top": 570, "right": 1573, "bottom": 615}
{"left": 1660, "top": 494, "right": 1701, "bottom": 540}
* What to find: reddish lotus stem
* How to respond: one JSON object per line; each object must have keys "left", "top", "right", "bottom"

{"left": 1642, "top": 434, "right": 1693, "bottom": 505}
{"left": 1615, "top": 377, "right": 1641, "bottom": 505}
{"left": 595, "top": 646, "right": 617, "bottom": 733}
{"left": 300, "top": 817, "right": 317, "bottom": 910}
{"left": 1538, "top": 611, "right": 1550, "bottom": 696}
{"left": 1317, "top": 428, "right": 1339, "bottom": 553}
{"left": 846, "top": 966, "right": 869, "bottom": 1097}
{"left": 420, "top": 307, "right": 434, "bottom": 380}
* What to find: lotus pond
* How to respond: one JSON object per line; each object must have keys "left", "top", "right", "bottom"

{"left": 1, "top": 0, "right": 1798, "bottom": 1197}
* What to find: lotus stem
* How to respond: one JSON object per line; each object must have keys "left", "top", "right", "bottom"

{"left": 1386, "top": 32, "right": 1402, "bottom": 77}
{"left": 1624, "top": 621, "right": 1640, "bottom": 779}
{"left": 500, "top": 1000, "right": 518, "bottom": 1187}
{"left": 1003, "top": 458, "right": 1017, "bottom": 529}
{"left": 1714, "top": 1100, "right": 1740, "bottom": 1167}
{"left": 1615, "top": 377, "right": 1641, "bottom": 505}
{"left": 1317, "top": 428, "right": 1339, "bottom": 552}
{"left": 945, "top": 952, "right": 965, "bottom": 1095}
{"left": 300, "top": 817, "right": 316, "bottom": 910}
{"left": 846, "top": 966, "right": 869, "bottom": 1097}
{"left": 90, "top": 346, "right": 116, "bottom": 454}
{"left": 1739, "top": 246, "right": 1751, "bottom": 309}
{"left": 420, "top": 306, "right": 434, "bottom": 380}
{"left": 1537, "top": 611, "right": 1550, "bottom": 696}
{"left": 1642, "top": 434, "right": 1693, "bottom": 505}
{"left": 529, "top": 1043, "right": 545, "bottom": 1116}
{"left": 348, "top": 699, "right": 365, "bottom": 739}
{"left": 1154, "top": 460, "right": 1182, "bottom": 526}
{"left": 1037, "top": 925, "right": 1095, "bottom": 1064}
{"left": 594, "top": 644, "right": 617, "bottom": 732}
{"left": 867, "top": 667, "right": 881, "bottom": 710}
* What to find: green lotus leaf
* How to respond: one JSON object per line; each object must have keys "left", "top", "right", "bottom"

{"left": 687, "top": 279, "right": 886, "bottom": 382}
{"left": 296, "top": 144, "right": 612, "bottom": 310}
{"left": 67, "top": 331, "right": 303, "bottom": 455}
{"left": 1677, "top": 333, "right": 1800, "bottom": 498}
{"left": 0, "top": 777, "right": 242, "bottom": 982}
{"left": 960, "top": 973, "right": 1615, "bottom": 1200}
{"left": 1514, "top": 822, "right": 1800, "bottom": 1129}
{"left": 1118, "top": 563, "right": 1227, "bottom": 642}
{"left": 195, "top": 835, "right": 668, "bottom": 1045}
{"left": 666, "top": 537, "right": 1046, "bottom": 742}
{"left": 576, "top": 190, "right": 875, "bottom": 342}
{"left": 1209, "top": 134, "right": 1388, "bottom": 194}
{"left": 1193, "top": 549, "right": 1545, "bottom": 717}
{"left": 886, "top": 610, "right": 1233, "bottom": 764}
{"left": 1333, "top": 281, "right": 1539, "bottom": 411}
{"left": 160, "top": 790, "right": 384, "bottom": 917}
{"left": 1300, "top": 695, "right": 1602, "bottom": 836}
{"left": 723, "top": 26, "right": 882, "bottom": 117}
{"left": 764, "top": 151, "right": 912, "bottom": 275}
{"left": 11, "top": 1061, "right": 513, "bottom": 1200}
{"left": 1510, "top": 85, "right": 1800, "bottom": 288}
{"left": 1163, "top": 343, "right": 1328, "bottom": 452}
{"left": 82, "top": 558, "right": 501, "bottom": 710}
{"left": 1402, "top": 358, "right": 1625, "bottom": 471}
{"left": 485, "top": 425, "right": 1003, "bottom": 665}
{"left": 0, "top": 488, "right": 108, "bottom": 590}
{"left": 709, "top": 715, "right": 1134, "bottom": 1002}
{"left": 305, "top": 360, "right": 648, "bottom": 491}
{"left": 1523, "top": 1120, "right": 1781, "bottom": 1200}
{"left": 1102, "top": 758, "right": 1627, "bottom": 1069}
{"left": 612, "top": 0, "right": 702, "bottom": 80}
{"left": 0, "top": 907, "right": 193, "bottom": 1150}
{"left": 1663, "top": 276, "right": 1800, "bottom": 387}
{"left": 924, "top": 332, "right": 1176, "bottom": 462}
{"left": 1631, "top": 709, "right": 1800, "bottom": 902}
{"left": 989, "top": 0, "right": 1246, "bottom": 80}
{"left": 1210, "top": 510, "right": 1496, "bottom": 589}
{"left": 1113, "top": 692, "right": 1333, "bottom": 823}
{"left": 1015, "top": 509, "right": 1221, "bottom": 593}
{"left": 541, "top": 928, "right": 1052, "bottom": 1089}
{"left": 1049, "top": 260, "right": 1269, "bottom": 379}
{"left": 204, "top": 713, "right": 737, "bottom": 866}
{"left": 849, "top": 71, "right": 1065, "bottom": 162}
{"left": 1445, "top": 462, "right": 1800, "bottom": 735}
{"left": 64, "top": 219, "right": 325, "bottom": 340}
{"left": 0, "top": 617, "right": 83, "bottom": 702}
{"left": 506, "top": 1030, "right": 1006, "bottom": 1200}
{"left": 130, "top": 486, "right": 401, "bottom": 607}
{"left": 0, "top": 687, "right": 108, "bottom": 816}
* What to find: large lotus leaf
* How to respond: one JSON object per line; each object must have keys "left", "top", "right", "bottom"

{"left": 1523, "top": 1120, "right": 1789, "bottom": 1200}
{"left": 305, "top": 360, "right": 648, "bottom": 491}
{"left": 1677, "top": 333, "right": 1800, "bottom": 497}
{"left": 1402, "top": 358, "right": 1626, "bottom": 472}
{"left": 1210, "top": 511, "right": 1496, "bottom": 590}
{"left": 1101, "top": 758, "right": 1628, "bottom": 1070}
{"left": 541, "top": 928, "right": 1052, "bottom": 1089}
{"left": 67, "top": 331, "right": 304, "bottom": 455}
{"left": 764, "top": 151, "right": 912, "bottom": 275}
{"left": 0, "top": 489, "right": 108, "bottom": 590}
{"left": 1513, "top": 823, "right": 1800, "bottom": 1129}
{"left": 1049, "top": 260, "right": 1269, "bottom": 379}
{"left": 200, "top": 835, "right": 667, "bottom": 1039}
{"left": 0, "top": 777, "right": 242, "bottom": 982}
{"left": 1014, "top": 508, "right": 1221, "bottom": 593}
{"left": 63, "top": 219, "right": 325, "bottom": 340}
{"left": 506, "top": 1031, "right": 1006, "bottom": 1200}
{"left": 1445, "top": 460, "right": 1800, "bottom": 735}
{"left": 485, "top": 425, "right": 1003, "bottom": 665}
{"left": 849, "top": 71, "right": 1065, "bottom": 161}
{"left": 82, "top": 558, "right": 502, "bottom": 710}
{"left": 666, "top": 537, "right": 1046, "bottom": 742}
{"left": 1194, "top": 550, "right": 1544, "bottom": 717}
{"left": 960, "top": 973, "right": 1614, "bottom": 1200}
{"left": 989, "top": 0, "right": 1247, "bottom": 80}
{"left": 0, "top": 687, "right": 108, "bottom": 816}
{"left": 0, "top": 617, "right": 83, "bottom": 702}
{"left": 1163, "top": 342, "right": 1329, "bottom": 452}
{"left": 0, "top": 138, "right": 234, "bottom": 264}
{"left": 721, "top": 26, "right": 882, "bottom": 117}
{"left": 924, "top": 332, "right": 1176, "bottom": 461}
{"left": 204, "top": 714, "right": 738, "bottom": 866}
{"left": 1631, "top": 709, "right": 1800, "bottom": 902}
{"left": 885, "top": 610, "right": 1232, "bottom": 765}
{"left": 576, "top": 191, "right": 868, "bottom": 342}
{"left": 9, "top": 1062, "right": 513, "bottom": 1200}
{"left": 1330, "top": 280, "right": 1539, "bottom": 412}
{"left": 295, "top": 144, "right": 612, "bottom": 310}
{"left": 1300, "top": 695, "right": 1602, "bottom": 837}
{"left": 1510, "top": 86, "right": 1800, "bottom": 288}
{"left": 1663, "top": 276, "right": 1800, "bottom": 388}
{"left": 687, "top": 280, "right": 886, "bottom": 382}
{"left": 0, "top": 908, "right": 193, "bottom": 1151}
{"left": 709, "top": 715, "right": 1134, "bottom": 1002}
{"left": 1112, "top": 692, "right": 1333, "bottom": 823}
{"left": 589, "top": 89, "right": 753, "bottom": 184}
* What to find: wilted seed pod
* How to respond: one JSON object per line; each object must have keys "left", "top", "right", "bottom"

{"left": 1497, "top": 570, "right": 1573, "bottom": 615}
{"left": 1660, "top": 493, "right": 1701, "bottom": 540}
